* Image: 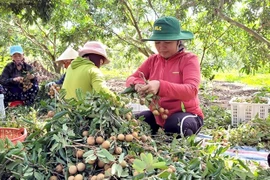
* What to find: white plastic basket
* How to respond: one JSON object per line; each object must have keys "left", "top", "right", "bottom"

{"left": 229, "top": 97, "right": 270, "bottom": 127}
{"left": 128, "top": 103, "right": 149, "bottom": 113}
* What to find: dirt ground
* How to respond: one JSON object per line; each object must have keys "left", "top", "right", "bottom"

{"left": 107, "top": 79, "right": 260, "bottom": 109}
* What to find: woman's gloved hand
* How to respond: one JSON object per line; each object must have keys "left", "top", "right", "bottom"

{"left": 45, "top": 81, "right": 56, "bottom": 88}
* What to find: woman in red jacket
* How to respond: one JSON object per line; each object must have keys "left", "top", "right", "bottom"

{"left": 126, "top": 16, "right": 204, "bottom": 137}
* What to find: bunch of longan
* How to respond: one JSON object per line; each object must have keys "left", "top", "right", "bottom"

{"left": 48, "top": 84, "right": 61, "bottom": 98}
{"left": 139, "top": 95, "right": 169, "bottom": 120}
{"left": 152, "top": 107, "right": 170, "bottom": 120}
{"left": 19, "top": 72, "right": 35, "bottom": 92}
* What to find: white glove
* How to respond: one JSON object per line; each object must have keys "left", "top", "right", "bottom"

{"left": 45, "top": 81, "right": 56, "bottom": 88}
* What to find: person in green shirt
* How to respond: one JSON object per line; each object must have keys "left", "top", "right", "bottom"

{"left": 62, "top": 41, "right": 115, "bottom": 100}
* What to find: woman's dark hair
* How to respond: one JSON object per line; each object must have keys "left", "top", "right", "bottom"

{"left": 83, "top": 53, "right": 105, "bottom": 68}
{"left": 177, "top": 40, "right": 185, "bottom": 52}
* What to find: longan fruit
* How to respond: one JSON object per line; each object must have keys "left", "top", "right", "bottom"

{"left": 104, "top": 163, "right": 111, "bottom": 170}
{"left": 161, "top": 114, "right": 168, "bottom": 120}
{"left": 120, "top": 160, "right": 127, "bottom": 168}
{"left": 49, "top": 176, "right": 57, "bottom": 180}
{"left": 139, "top": 98, "right": 145, "bottom": 105}
{"left": 76, "top": 149, "right": 84, "bottom": 158}
{"left": 96, "top": 136, "right": 104, "bottom": 144}
{"left": 114, "top": 147, "right": 122, "bottom": 155}
{"left": 141, "top": 135, "right": 148, "bottom": 142}
{"left": 117, "top": 134, "right": 125, "bottom": 141}
{"left": 88, "top": 159, "right": 96, "bottom": 165}
{"left": 169, "top": 165, "right": 176, "bottom": 172}
{"left": 128, "top": 158, "right": 135, "bottom": 164}
{"left": 164, "top": 109, "right": 169, "bottom": 114}
{"left": 167, "top": 168, "right": 173, "bottom": 173}
{"left": 68, "top": 176, "right": 75, "bottom": 180}
{"left": 109, "top": 135, "right": 116, "bottom": 140}
{"left": 87, "top": 136, "right": 95, "bottom": 145}
{"left": 101, "top": 140, "right": 110, "bottom": 149}
{"left": 89, "top": 175, "right": 97, "bottom": 180}
{"left": 74, "top": 174, "right": 83, "bottom": 180}
{"left": 152, "top": 110, "right": 160, "bottom": 116}
{"left": 132, "top": 131, "right": 139, "bottom": 139}
{"left": 97, "top": 160, "right": 105, "bottom": 168}
{"left": 131, "top": 119, "right": 138, "bottom": 125}
{"left": 68, "top": 165, "right": 77, "bottom": 175}
{"left": 125, "top": 113, "right": 132, "bottom": 120}
{"left": 125, "top": 134, "right": 133, "bottom": 142}
{"left": 159, "top": 107, "right": 165, "bottom": 113}
{"left": 55, "top": 164, "right": 63, "bottom": 173}
{"left": 96, "top": 173, "right": 105, "bottom": 180}
{"left": 47, "top": 111, "right": 55, "bottom": 117}
{"left": 76, "top": 162, "right": 86, "bottom": 172}
{"left": 82, "top": 131, "right": 89, "bottom": 137}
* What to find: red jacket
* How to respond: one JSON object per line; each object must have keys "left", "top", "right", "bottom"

{"left": 126, "top": 50, "right": 204, "bottom": 127}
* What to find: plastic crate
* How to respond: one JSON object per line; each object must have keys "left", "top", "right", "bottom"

{"left": 229, "top": 97, "right": 270, "bottom": 127}
{"left": 128, "top": 103, "right": 149, "bottom": 113}
{"left": 0, "top": 127, "right": 27, "bottom": 144}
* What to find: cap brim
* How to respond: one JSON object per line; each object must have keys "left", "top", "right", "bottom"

{"left": 11, "top": 51, "right": 23, "bottom": 55}
{"left": 142, "top": 31, "right": 194, "bottom": 41}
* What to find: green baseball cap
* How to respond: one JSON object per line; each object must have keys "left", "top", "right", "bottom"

{"left": 142, "top": 16, "right": 194, "bottom": 41}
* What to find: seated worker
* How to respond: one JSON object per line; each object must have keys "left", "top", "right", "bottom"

{"left": 126, "top": 16, "right": 204, "bottom": 137}
{"left": 46, "top": 47, "right": 78, "bottom": 87}
{"left": 62, "top": 41, "right": 116, "bottom": 100}
{"left": 0, "top": 45, "right": 39, "bottom": 107}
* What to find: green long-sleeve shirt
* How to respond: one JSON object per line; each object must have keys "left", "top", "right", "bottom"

{"left": 62, "top": 57, "right": 115, "bottom": 100}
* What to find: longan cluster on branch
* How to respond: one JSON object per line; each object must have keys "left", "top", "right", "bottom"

{"left": 139, "top": 94, "right": 169, "bottom": 120}
{"left": 47, "top": 84, "right": 61, "bottom": 98}
{"left": 19, "top": 71, "right": 35, "bottom": 92}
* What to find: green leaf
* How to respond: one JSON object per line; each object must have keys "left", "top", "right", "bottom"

{"left": 140, "top": 153, "right": 148, "bottom": 163}
{"left": 62, "top": 124, "right": 68, "bottom": 131}
{"left": 152, "top": 162, "right": 167, "bottom": 169}
{"left": 132, "top": 159, "right": 146, "bottom": 173}
{"left": 53, "top": 110, "right": 69, "bottom": 119}
{"left": 111, "top": 163, "right": 123, "bottom": 176}
{"left": 181, "top": 102, "right": 186, "bottom": 113}
{"left": 120, "top": 169, "right": 129, "bottom": 177}
{"left": 120, "top": 85, "right": 136, "bottom": 94}
{"left": 118, "top": 153, "right": 125, "bottom": 163}
{"left": 100, "top": 149, "right": 115, "bottom": 162}
{"left": 75, "top": 88, "right": 85, "bottom": 101}
{"left": 50, "top": 142, "right": 59, "bottom": 152}
{"left": 83, "top": 150, "right": 95, "bottom": 157}
{"left": 157, "top": 170, "right": 171, "bottom": 178}
{"left": 146, "top": 153, "right": 154, "bottom": 164}
{"left": 34, "top": 171, "right": 45, "bottom": 179}
{"left": 52, "top": 134, "right": 60, "bottom": 142}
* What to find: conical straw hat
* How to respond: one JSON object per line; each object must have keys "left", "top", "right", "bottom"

{"left": 56, "top": 47, "right": 78, "bottom": 61}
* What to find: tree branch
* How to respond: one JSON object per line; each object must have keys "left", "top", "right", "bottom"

{"left": 14, "top": 19, "right": 55, "bottom": 60}
{"left": 147, "top": 0, "right": 158, "bottom": 18}
{"left": 121, "top": 0, "right": 143, "bottom": 40}
{"left": 33, "top": 19, "right": 54, "bottom": 45}
{"left": 215, "top": 6, "right": 270, "bottom": 48}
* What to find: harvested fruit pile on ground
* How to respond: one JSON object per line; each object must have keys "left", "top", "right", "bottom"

{"left": 1, "top": 90, "right": 270, "bottom": 179}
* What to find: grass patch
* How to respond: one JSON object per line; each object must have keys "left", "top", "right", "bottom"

{"left": 214, "top": 70, "right": 270, "bottom": 87}
{"left": 101, "top": 68, "right": 131, "bottom": 80}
